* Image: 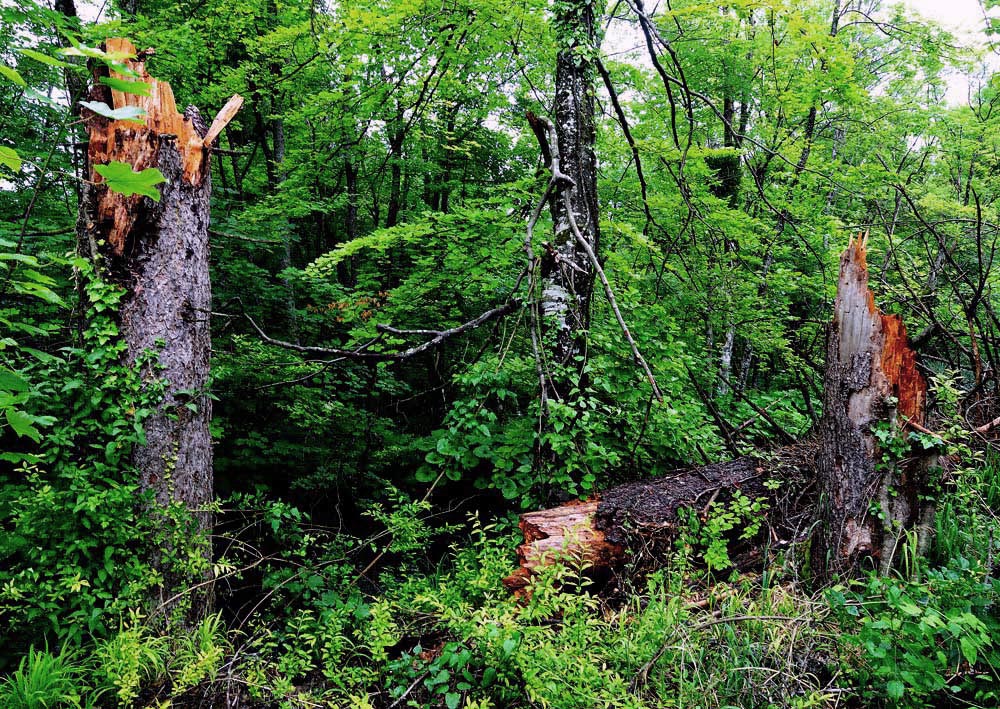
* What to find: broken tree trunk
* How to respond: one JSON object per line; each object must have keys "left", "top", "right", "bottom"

{"left": 505, "top": 235, "right": 930, "bottom": 590}
{"left": 815, "top": 234, "right": 929, "bottom": 579}
{"left": 78, "top": 38, "right": 242, "bottom": 621}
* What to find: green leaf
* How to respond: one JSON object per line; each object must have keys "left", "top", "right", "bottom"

{"left": 960, "top": 636, "right": 979, "bottom": 665}
{"left": 79, "top": 100, "right": 147, "bottom": 124}
{"left": 99, "top": 76, "right": 151, "bottom": 96}
{"left": 445, "top": 693, "right": 461, "bottom": 709}
{"left": 0, "top": 65, "right": 25, "bottom": 87}
{"left": 5, "top": 408, "right": 40, "bottom": 442}
{"left": 0, "top": 146, "right": 21, "bottom": 174}
{"left": 93, "top": 162, "right": 167, "bottom": 201}
{"left": 886, "top": 680, "right": 905, "bottom": 700}
{"left": 18, "top": 48, "right": 72, "bottom": 68}
{"left": 0, "top": 368, "right": 30, "bottom": 393}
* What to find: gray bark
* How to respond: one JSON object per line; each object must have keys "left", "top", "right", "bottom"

{"left": 815, "top": 236, "right": 929, "bottom": 580}
{"left": 78, "top": 41, "right": 228, "bottom": 621}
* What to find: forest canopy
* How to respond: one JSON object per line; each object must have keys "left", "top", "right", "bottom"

{"left": 2, "top": 0, "right": 1000, "bottom": 707}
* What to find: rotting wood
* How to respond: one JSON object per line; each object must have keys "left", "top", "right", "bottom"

{"left": 79, "top": 38, "right": 242, "bottom": 621}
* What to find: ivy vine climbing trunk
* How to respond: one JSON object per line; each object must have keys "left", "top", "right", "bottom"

{"left": 78, "top": 38, "right": 241, "bottom": 621}
{"left": 540, "top": 0, "right": 602, "bottom": 374}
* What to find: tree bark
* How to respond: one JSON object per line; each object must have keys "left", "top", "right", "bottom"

{"left": 815, "top": 234, "right": 929, "bottom": 580}
{"left": 78, "top": 38, "right": 241, "bottom": 620}
{"left": 540, "top": 0, "right": 601, "bottom": 369}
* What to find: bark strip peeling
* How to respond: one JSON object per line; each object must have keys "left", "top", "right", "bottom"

{"left": 816, "top": 233, "right": 927, "bottom": 578}
{"left": 79, "top": 38, "right": 242, "bottom": 617}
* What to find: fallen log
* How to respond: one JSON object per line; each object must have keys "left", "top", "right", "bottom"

{"left": 505, "top": 234, "right": 931, "bottom": 589}
{"left": 503, "top": 445, "right": 816, "bottom": 592}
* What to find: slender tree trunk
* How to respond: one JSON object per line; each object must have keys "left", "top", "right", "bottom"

{"left": 540, "top": 0, "right": 601, "bottom": 370}
{"left": 78, "top": 39, "right": 241, "bottom": 621}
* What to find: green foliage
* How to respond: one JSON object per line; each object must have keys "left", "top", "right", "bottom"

{"left": 678, "top": 491, "right": 768, "bottom": 573}
{"left": 91, "top": 161, "right": 165, "bottom": 199}
{"left": 829, "top": 561, "right": 1000, "bottom": 707}
{"left": 0, "top": 263, "right": 208, "bottom": 653}
{"left": 0, "top": 645, "right": 85, "bottom": 709}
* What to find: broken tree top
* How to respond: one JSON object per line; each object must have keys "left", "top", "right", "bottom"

{"left": 84, "top": 38, "right": 242, "bottom": 255}
{"left": 832, "top": 234, "right": 925, "bottom": 425}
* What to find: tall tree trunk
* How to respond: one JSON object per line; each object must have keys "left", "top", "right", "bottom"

{"left": 78, "top": 39, "right": 241, "bottom": 621}
{"left": 540, "top": 0, "right": 601, "bottom": 370}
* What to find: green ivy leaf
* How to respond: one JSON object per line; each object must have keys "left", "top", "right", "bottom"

{"left": 99, "top": 76, "right": 151, "bottom": 96}
{"left": 93, "top": 162, "right": 167, "bottom": 201}
{"left": 79, "top": 100, "right": 147, "bottom": 125}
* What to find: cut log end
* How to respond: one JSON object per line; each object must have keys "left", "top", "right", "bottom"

{"left": 502, "top": 499, "right": 624, "bottom": 593}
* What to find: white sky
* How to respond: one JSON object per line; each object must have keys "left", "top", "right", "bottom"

{"left": 901, "top": 0, "right": 1000, "bottom": 103}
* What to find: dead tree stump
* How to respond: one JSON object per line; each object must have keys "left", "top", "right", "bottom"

{"left": 815, "top": 234, "right": 929, "bottom": 579}
{"left": 78, "top": 38, "right": 241, "bottom": 620}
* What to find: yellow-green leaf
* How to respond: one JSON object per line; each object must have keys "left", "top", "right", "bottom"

{"left": 93, "top": 161, "right": 167, "bottom": 201}
{"left": 0, "top": 66, "right": 25, "bottom": 87}
{"left": 0, "top": 147, "right": 21, "bottom": 174}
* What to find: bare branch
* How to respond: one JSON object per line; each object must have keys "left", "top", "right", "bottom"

{"left": 241, "top": 299, "right": 520, "bottom": 362}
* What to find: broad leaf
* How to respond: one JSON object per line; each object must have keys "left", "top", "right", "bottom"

{"left": 0, "top": 65, "right": 25, "bottom": 87}
{"left": 18, "top": 47, "right": 72, "bottom": 68}
{"left": 0, "top": 368, "right": 30, "bottom": 393}
{"left": 0, "top": 146, "right": 21, "bottom": 173}
{"left": 79, "top": 100, "right": 147, "bottom": 124}
{"left": 5, "top": 408, "right": 40, "bottom": 442}
{"left": 93, "top": 161, "right": 167, "bottom": 201}
{"left": 99, "top": 76, "right": 151, "bottom": 96}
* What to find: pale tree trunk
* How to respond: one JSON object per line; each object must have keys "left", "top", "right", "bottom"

{"left": 78, "top": 39, "right": 241, "bottom": 621}
{"left": 541, "top": 0, "right": 601, "bottom": 370}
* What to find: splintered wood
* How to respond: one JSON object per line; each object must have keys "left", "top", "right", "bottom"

{"left": 503, "top": 500, "right": 623, "bottom": 592}
{"left": 832, "top": 234, "right": 925, "bottom": 428}
{"left": 84, "top": 38, "right": 243, "bottom": 255}
{"left": 817, "top": 233, "right": 929, "bottom": 577}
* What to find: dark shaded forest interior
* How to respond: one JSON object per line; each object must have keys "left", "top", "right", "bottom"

{"left": 3, "top": 0, "right": 1000, "bottom": 707}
